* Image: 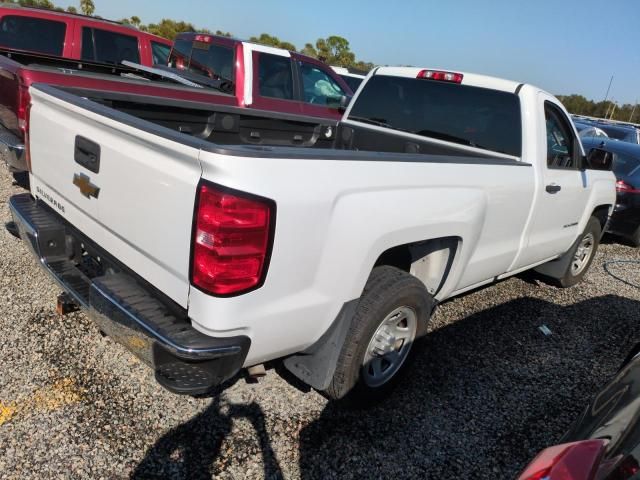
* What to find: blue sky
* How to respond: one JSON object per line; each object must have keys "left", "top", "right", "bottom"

{"left": 56, "top": 0, "right": 639, "bottom": 104}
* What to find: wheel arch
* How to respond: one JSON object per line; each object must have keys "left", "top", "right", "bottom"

{"left": 591, "top": 204, "right": 612, "bottom": 237}
{"left": 373, "top": 236, "right": 461, "bottom": 297}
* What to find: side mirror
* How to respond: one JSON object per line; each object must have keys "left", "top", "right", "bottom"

{"left": 338, "top": 95, "right": 352, "bottom": 113}
{"left": 586, "top": 147, "right": 614, "bottom": 171}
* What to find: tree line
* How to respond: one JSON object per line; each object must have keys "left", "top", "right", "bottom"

{"left": 1, "top": 0, "right": 374, "bottom": 70}
{"left": 556, "top": 94, "right": 638, "bottom": 123}
{"left": 7, "top": 0, "right": 635, "bottom": 112}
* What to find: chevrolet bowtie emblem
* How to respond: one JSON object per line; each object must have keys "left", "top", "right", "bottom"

{"left": 73, "top": 173, "right": 100, "bottom": 199}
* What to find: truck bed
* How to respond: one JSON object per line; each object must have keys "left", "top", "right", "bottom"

{"left": 26, "top": 83, "right": 532, "bottom": 313}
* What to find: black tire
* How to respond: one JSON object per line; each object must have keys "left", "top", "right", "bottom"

{"left": 556, "top": 216, "right": 601, "bottom": 288}
{"left": 324, "top": 266, "right": 434, "bottom": 406}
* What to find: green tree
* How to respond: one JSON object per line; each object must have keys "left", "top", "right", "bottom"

{"left": 249, "top": 33, "right": 296, "bottom": 51}
{"left": 315, "top": 35, "right": 355, "bottom": 67}
{"left": 66, "top": 5, "right": 77, "bottom": 12}
{"left": 80, "top": 0, "right": 94, "bottom": 16}
{"left": 300, "top": 43, "right": 317, "bottom": 58}
{"left": 17, "top": 0, "right": 55, "bottom": 8}
{"left": 143, "top": 18, "right": 201, "bottom": 40}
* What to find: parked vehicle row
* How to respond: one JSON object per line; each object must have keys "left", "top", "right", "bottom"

{"left": 0, "top": 6, "right": 353, "bottom": 176}
{"left": 574, "top": 115, "right": 640, "bottom": 144}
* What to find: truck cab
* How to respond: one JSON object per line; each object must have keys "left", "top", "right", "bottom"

{"left": 168, "top": 33, "right": 353, "bottom": 120}
{"left": 0, "top": 5, "right": 172, "bottom": 66}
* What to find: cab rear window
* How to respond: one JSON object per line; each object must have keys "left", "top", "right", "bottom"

{"left": 0, "top": 15, "right": 66, "bottom": 56}
{"left": 348, "top": 75, "right": 522, "bottom": 157}
{"left": 81, "top": 27, "right": 140, "bottom": 65}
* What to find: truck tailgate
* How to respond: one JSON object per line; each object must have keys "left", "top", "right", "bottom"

{"left": 27, "top": 85, "right": 203, "bottom": 308}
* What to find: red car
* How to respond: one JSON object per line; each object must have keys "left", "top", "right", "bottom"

{"left": 169, "top": 33, "right": 353, "bottom": 120}
{"left": 518, "top": 346, "right": 640, "bottom": 480}
{"left": 0, "top": 4, "right": 172, "bottom": 66}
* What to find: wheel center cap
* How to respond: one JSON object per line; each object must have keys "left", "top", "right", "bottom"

{"left": 372, "top": 327, "right": 397, "bottom": 355}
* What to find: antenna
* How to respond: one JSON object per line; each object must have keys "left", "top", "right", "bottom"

{"left": 586, "top": 75, "right": 614, "bottom": 145}
{"left": 629, "top": 100, "right": 637, "bottom": 123}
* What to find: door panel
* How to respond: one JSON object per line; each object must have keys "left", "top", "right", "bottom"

{"left": 514, "top": 94, "right": 590, "bottom": 268}
{"left": 250, "top": 51, "right": 302, "bottom": 116}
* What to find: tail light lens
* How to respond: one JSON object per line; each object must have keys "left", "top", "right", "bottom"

{"left": 23, "top": 102, "right": 32, "bottom": 171}
{"left": 518, "top": 440, "right": 607, "bottom": 480}
{"left": 191, "top": 182, "right": 274, "bottom": 296}
{"left": 417, "top": 70, "right": 464, "bottom": 83}
{"left": 17, "top": 83, "right": 31, "bottom": 134}
{"left": 616, "top": 180, "right": 640, "bottom": 194}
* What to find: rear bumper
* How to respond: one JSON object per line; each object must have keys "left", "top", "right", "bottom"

{"left": 9, "top": 193, "right": 249, "bottom": 395}
{"left": 0, "top": 126, "right": 27, "bottom": 172}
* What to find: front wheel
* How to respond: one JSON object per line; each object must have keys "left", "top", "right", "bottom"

{"left": 324, "top": 266, "right": 433, "bottom": 406}
{"left": 556, "top": 217, "right": 601, "bottom": 288}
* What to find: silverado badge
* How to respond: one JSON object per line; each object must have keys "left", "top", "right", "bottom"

{"left": 73, "top": 173, "right": 100, "bottom": 199}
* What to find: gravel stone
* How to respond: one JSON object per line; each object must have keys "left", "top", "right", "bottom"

{"left": 0, "top": 164, "right": 639, "bottom": 479}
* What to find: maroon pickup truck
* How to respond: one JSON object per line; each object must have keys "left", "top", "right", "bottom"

{"left": 0, "top": 48, "right": 341, "bottom": 174}
{"left": 168, "top": 33, "right": 353, "bottom": 120}
{"left": 0, "top": 4, "right": 169, "bottom": 173}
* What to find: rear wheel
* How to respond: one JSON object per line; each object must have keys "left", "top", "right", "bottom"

{"left": 556, "top": 217, "right": 601, "bottom": 288}
{"left": 324, "top": 266, "right": 433, "bottom": 406}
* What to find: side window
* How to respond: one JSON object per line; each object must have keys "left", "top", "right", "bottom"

{"left": 168, "top": 39, "right": 193, "bottom": 69}
{"left": 300, "top": 62, "right": 345, "bottom": 107}
{"left": 340, "top": 74, "right": 363, "bottom": 92}
{"left": 0, "top": 15, "right": 66, "bottom": 56}
{"left": 81, "top": 27, "right": 140, "bottom": 65}
{"left": 151, "top": 41, "right": 171, "bottom": 66}
{"left": 257, "top": 53, "right": 293, "bottom": 100}
{"left": 545, "top": 103, "right": 577, "bottom": 169}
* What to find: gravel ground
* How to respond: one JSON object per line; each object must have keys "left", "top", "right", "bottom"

{"left": 0, "top": 164, "right": 639, "bottom": 479}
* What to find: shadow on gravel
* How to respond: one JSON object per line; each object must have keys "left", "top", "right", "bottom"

{"left": 298, "top": 295, "right": 640, "bottom": 479}
{"left": 132, "top": 395, "right": 283, "bottom": 480}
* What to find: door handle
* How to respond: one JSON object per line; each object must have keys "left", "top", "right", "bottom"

{"left": 545, "top": 184, "right": 562, "bottom": 194}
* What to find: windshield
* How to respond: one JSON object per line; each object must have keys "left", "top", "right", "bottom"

{"left": 598, "top": 125, "right": 633, "bottom": 141}
{"left": 348, "top": 75, "right": 522, "bottom": 156}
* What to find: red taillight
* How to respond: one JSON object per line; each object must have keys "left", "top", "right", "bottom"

{"left": 191, "top": 182, "right": 274, "bottom": 296}
{"left": 17, "top": 84, "right": 31, "bottom": 134}
{"left": 616, "top": 180, "right": 640, "bottom": 194}
{"left": 518, "top": 440, "right": 607, "bottom": 480}
{"left": 194, "top": 34, "right": 212, "bottom": 43}
{"left": 23, "top": 101, "right": 32, "bottom": 171}
{"left": 417, "top": 69, "right": 463, "bottom": 83}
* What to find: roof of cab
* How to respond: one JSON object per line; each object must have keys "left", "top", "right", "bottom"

{"left": 176, "top": 32, "right": 320, "bottom": 63}
{"left": 373, "top": 66, "right": 530, "bottom": 95}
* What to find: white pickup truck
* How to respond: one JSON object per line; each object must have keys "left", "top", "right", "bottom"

{"left": 9, "top": 67, "right": 616, "bottom": 405}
